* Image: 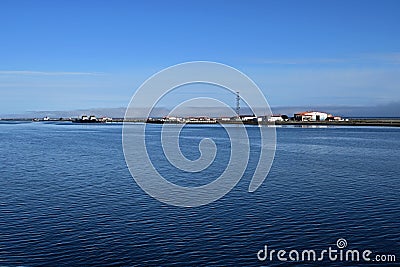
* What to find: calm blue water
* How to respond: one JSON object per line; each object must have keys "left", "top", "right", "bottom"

{"left": 0, "top": 122, "right": 399, "bottom": 266}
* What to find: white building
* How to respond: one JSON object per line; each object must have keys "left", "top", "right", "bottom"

{"left": 89, "top": 115, "right": 97, "bottom": 121}
{"left": 240, "top": 115, "right": 257, "bottom": 122}
{"left": 100, "top": 117, "right": 112, "bottom": 122}
{"left": 219, "top": 117, "right": 232, "bottom": 121}
{"left": 268, "top": 115, "right": 284, "bottom": 122}
{"left": 294, "top": 111, "right": 329, "bottom": 121}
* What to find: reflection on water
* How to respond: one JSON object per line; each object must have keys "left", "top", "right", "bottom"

{"left": 0, "top": 122, "right": 399, "bottom": 266}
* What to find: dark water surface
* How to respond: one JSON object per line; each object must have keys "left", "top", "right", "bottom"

{"left": 0, "top": 122, "right": 399, "bottom": 266}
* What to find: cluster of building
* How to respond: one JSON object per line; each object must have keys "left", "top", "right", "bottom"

{"left": 75, "top": 115, "right": 113, "bottom": 123}
{"left": 34, "top": 115, "right": 113, "bottom": 122}
{"left": 293, "top": 111, "right": 344, "bottom": 122}
{"left": 147, "top": 111, "right": 344, "bottom": 124}
{"left": 36, "top": 111, "right": 344, "bottom": 124}
{"left": 147, "top": 116, "right": 217, "bottom": 124}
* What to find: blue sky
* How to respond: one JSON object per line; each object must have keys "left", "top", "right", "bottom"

{"left": 1, "top": 0, "right": 400, "bottom": 115}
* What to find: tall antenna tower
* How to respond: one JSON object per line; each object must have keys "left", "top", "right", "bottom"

{"left": 236, "top": 91, "right": 240, "bottom": 117}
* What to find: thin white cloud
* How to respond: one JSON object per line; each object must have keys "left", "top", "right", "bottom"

{"left": 362, "top": 52, "right": 400, "bottom": 64}
{"left": 251, "top": 52, "right": 400, "bottom": 66}
{"left": 256, "top": 58, "right": 347, "bottom": 65}
{"left": 0, "top": 70, "right": 104, "bottom": 76}
{"left": 245, "top": 66, "right": 400, "bottom": 108}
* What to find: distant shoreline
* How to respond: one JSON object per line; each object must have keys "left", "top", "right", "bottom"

{"left": 144, "top": 119, "right": 400, "bottom": 127}
{"left": 274, "top": 120, "right": 400, "bottom": 127}
{"left": 1, "top": 118, "right": 400, "bottom": 127}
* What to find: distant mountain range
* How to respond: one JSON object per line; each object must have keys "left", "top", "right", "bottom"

{"left": 1, "top": 101, "right": 399, "bottom": 119}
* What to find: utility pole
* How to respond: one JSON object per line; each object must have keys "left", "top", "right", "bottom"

{"left": 236, "top": 91, "right": 240, "bottom": 118}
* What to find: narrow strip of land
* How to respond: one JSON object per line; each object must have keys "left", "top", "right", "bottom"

{"left": 2, "top": 118, "right": 399, "bottom": 127}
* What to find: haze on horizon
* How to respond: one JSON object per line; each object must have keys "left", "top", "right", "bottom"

{"left": 1, "top": 0, "right": 399, "bottom": 116}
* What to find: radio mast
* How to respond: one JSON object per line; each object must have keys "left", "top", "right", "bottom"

{"left": 236, "top": 91, "right": 240, "bottom": 118}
